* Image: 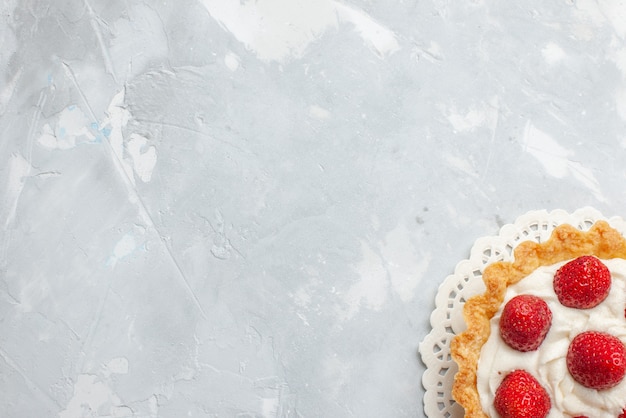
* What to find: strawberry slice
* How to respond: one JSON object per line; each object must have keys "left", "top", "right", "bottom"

{"left": 567, "top": 331, "right": 626, "bottom": 390}
{"left": 499, "top": 295, "right": 552, "bottom": 352}
{"left": 494, "top": 369, "right": 551, "bottom": 418}
{"left": 553, "top": 256, "right": 611, "bottom": 309}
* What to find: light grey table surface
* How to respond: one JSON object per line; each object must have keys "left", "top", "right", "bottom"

{"left": 2, "top": 0, "right": 626, "bottom": 417}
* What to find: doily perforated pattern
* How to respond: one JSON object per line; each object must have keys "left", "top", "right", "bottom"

{"left": 418, "top": 208, "right": 626, "bottom": 417}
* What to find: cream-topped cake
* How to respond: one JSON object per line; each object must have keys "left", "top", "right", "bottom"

{"left": 478, "top": 259, "right": 626, "bottom": 417}
{"left": 450, "top": 221, "right": 626, "bottom": 418}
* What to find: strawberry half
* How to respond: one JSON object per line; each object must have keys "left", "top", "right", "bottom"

{"left": 494, "top": 369, "right": 551, "bottom": 418}
{"left": 499, "top": 295, "right": 552, "bottom": 352}
{"left": 553, "top": 255, "right": 611, "bottom": 309}
{"left": 567, "top": 331, "right": 626, "bottom": 390}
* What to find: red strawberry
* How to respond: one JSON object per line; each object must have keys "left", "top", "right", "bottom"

{"left": 494, "top": 369, "right": 551, "bottom": 418}
{"left": 499, "top": 295, "right": 552, "bottom": 352}
{"left": 567, "top": 331, "right": 626, "bottom": 390}
{"left": 553, "top": 255, "right": 611, "bottom": 309}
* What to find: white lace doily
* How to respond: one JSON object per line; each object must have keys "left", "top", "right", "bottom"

{"left": 418, "top": 207, "right": 626, "bottom": 417}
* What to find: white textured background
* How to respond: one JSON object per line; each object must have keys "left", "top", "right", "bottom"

{"left": 2, "top": 0, "right": 626, "bottom": 416}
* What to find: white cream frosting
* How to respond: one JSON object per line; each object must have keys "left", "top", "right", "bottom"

{"left": 477, "top": 259, "right": 626, "bottom": 418}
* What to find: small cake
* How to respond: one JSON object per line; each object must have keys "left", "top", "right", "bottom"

{"left": 451, "top": 221, "right": 626, "bottom": 417}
